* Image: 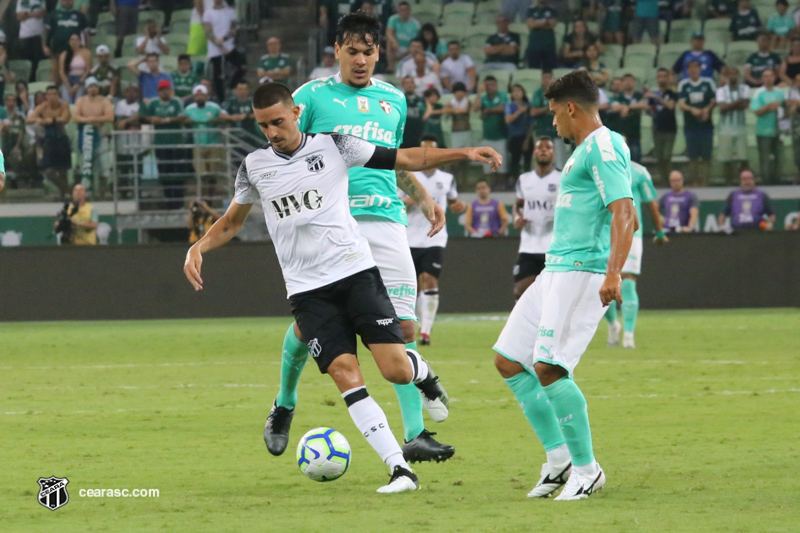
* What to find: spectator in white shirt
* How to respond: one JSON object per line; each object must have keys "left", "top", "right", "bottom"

{"left": 396, "top": 38, "right": 440, "bottom": 78}
{"left": 16, "top": 0, "right": 47, "bottom": 81}
{"left": 308, "top": 46, "right": 338, "bottom": 80}
{"left": 136, "top": 19, "right": 170, "bottom": 57}
{"left": 203, "top": 0, "right": 246, "bottom": 101}
{"left": 440, "top": 41, "right": 476, "bottom": 93}
{"left": 411, "top": 51, "right": 442, "bottom": 97}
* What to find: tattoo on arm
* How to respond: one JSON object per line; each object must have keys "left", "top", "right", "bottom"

{"left": 396, "top": 170, "right": 421, "bottom": 200}
{"left": 423, "top": 147, "right": 427, "bottom": 167}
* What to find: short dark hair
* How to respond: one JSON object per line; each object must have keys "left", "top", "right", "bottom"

{"left": 535, "top": 136, "right": 554, "bottom": 145}
{"left": 657, "top": 67, "right": 669, "bottom": 74}
{"left": 687, "top": 59, "right": 701, "bottom": 68}
{"left": 757, "top": 29, "right": 771, "bottom": 39}
{"left": 483, "top": 75, "right": 497, "bottom": 83}
{"left": 253, "top": 82, "right": 294, "bottom": 109}
{"left": 476, "top": 179, "right": 489, "bottom": 186}
{"left": 420, "top": 134, "right": 439, "bottom": 143}
{"left": 777, "top": 0, "right": 788, "bottom": 5}
{"left": 452, "top": 81, "right": 467, "bottom": 93}
{"left": 623, "top": 73, "right": 635, "bottom": 79}
{"left": 422, "top": 87, "right": 440, "bottom": 98}
{"left": 46, "top": 85, "right": 58, "bottom": 93}
{"left": 544, "top": 70, "right": 598, "bottom": 107}
{"left": 146, "top": 52, "right": 159, "bottom": 60}
{"left": 398, "top": 1, "right": 410, "bottom": 7}
{"left": 178, "top": 54, "right": 191, "bottom": 62}
{"left": 447, "top": 40, "right": 461, "bottom": 47}
{"left": 336, "top": 10, "right": 382, "bottom": 47}
{"left": 410, "top": 37, "right": 425, "bottom": 46}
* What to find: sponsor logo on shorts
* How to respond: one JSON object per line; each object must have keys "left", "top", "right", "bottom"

{"left": 385, "top": 284, "right": 416, "bottom": 298}
{"left": 431, "top": 262, "right": 441, "bottom": 269}
{"left": 557, "top": 414, "right": 573, "bottom": 425}
{"left": 308, "top": 338, "right": 322, "bottom": 358}
{"left": 376, "top": 318, "right": 394, "bottom": 326}
{"left": 538, "top": 327, "right": 554, "bottom": 338}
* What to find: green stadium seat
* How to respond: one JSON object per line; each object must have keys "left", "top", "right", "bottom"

{"left": 465, "top": 44, "right": 486, "bottom": 63}
{"left": 726, "top": 41, "right": 759, "bottom": 68}
{"left": 171, "top": 21, "right": 191, "bottom": 36}
{"left": 413, "top": 2, "right": 441, "bottom": 20}
{"left": 8, "top": 60, "right": 32, "bottom": 82}
{"left": 97, "top": 12, "right": 115, "bottom": 26}
{"left": 658, "top": 42, "right": 687, "bottom": 70}
{"left": 510, "top": 22, "right": 529, "bottom": 53}
{"left": 706, "top": 40, "right": 727, "bottom": 61}
{"left": 442, "top": 2, "right": 475, "bottom": 17}
{"left": 600, "top": 44, "right": 623, "bottom": 68}
{"left": 165, "top": 33, "right": 190, "bottom": 54}
{"left": 473, "top": 24, "right": 496, "bottom": 36}
{"left": 95, "top": 20, "right": 116, "bottom": 38}
{"left": 586, "top": 21, "right": 600, "bottom": 35}
{"left": 512, "top": 68, "right": 543, "bottom": 92}
{"left": 555, "top": 22, "right": 567, "bottom": 51}
{"left": 465, "top": 31, "right": 492, "bottom": 51}
{"left": 123, "top": 34, "right": 138, "bottom": 52}
{"left": 415, "top": 12, "right": 440, "bottom": 27}
{"left": 170, "top": 9, "right": 193, "bottom": 25}
{"left": 625, "top": 43, "right": 658, "bottom": 61}
{"left": 552, "top": 67, "right": 575, "bottom": 80}
{"left": 703, "top": 18, "right": 732, "bottom": 42}
{"left": 441, "top": 11, "right": 473, "bottom": 27}
{"left": 668, "top": 19, "right": 702, "bottom": 44}
{"left": 625, "top": 55, "right": 655, "bottom": 69}
{"left": 138, "top": 10, "right": 166, "bottom": 30}
{"left": 94, "top": 34, "right": 118, "bottom": 52}
{"left": 113, "top": 56, "right": 139, "bottom": 70}
{"left": 475, "top": 11, "right": 498, "bottom": 26}
{"left": 35, "top": 62, "right": 53, "bottom": 82}
{"left": 28, "top": 81, "right": 51, "bottom": 95}
{"left": 160, "top": 55, "right": 178, "bottom": 72}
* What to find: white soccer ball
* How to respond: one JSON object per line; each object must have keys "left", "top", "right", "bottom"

{"left": 296, "top": 427, "right": 351, "bottom": 482}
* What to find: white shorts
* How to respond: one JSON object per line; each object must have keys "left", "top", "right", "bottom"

{"left": 622, "top": 236, "right": 643, "bottom": 276}
{"left": 493, "top": 270, "right": 607, "bottom": 375}
{"left": 357, "top": 218, "right": 418, "bottom": 321}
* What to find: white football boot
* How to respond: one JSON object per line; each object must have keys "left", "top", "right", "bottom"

{"left": 554, "top": 464, "right": 606, "bottom": 501}
{"left": 527, "top": 461, "right": 572, "bottom": 498}
{"left": 622, "top": 331, "right": 636, "bottom": 349}
{"left": 607, "top": 320, "right": 621, "bottom": 347}
{"left": 376, "top": 466, "right": 420, "bottom": 494}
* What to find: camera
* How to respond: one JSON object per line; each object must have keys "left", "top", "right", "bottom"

{"left": 55, "top": 201, "right": 78, "bottom": 244}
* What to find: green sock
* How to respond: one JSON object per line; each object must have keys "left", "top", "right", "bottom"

{"left": 543, "top": 377, "right": 595, "bottom": 466}
{"left": 394, "top": 341, "right": 425, "bottom": 442}
{"left": 604, "top": 303, "right": 618, "bottom": 323}
{"left": 621, "top": 278, "right": 639, "bottom": 333}
{"left": 275, "top": 324, "right": 308, "bottom": 410}
{"left": 504, "top": 371, "right": 565, "bottom": 451}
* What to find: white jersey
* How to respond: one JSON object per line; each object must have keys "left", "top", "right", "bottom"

{"left": 516, "top": 168, "right": 560, "bottom": 254}
{"left": 234, "top": 132, "right": 396, "bottom": 297}
{"left": 399, "top": 169, "right": 458, "bottom": 249}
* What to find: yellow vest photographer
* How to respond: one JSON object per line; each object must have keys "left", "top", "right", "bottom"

{"left": 68, "top": 184, "right": 98, "bottom": 245}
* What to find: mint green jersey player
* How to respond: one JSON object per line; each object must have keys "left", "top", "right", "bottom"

{"left": 630, "top": 161, "right": 657, "bottom": 238}
{"left": 546, "top": 126, "right": 634, "bottom": 274}
{"left": 292, "top": 73, "right": 408, "bottom": 224}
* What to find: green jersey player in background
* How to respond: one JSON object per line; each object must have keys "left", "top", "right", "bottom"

{"left": 264, "top": 11, "right": 457, "bottom": 464}
{"left": 493, "top": 71, "right": 636, "bottom": 500}
{"left": 604, "top": 160, "right": 667, "bottom": 349}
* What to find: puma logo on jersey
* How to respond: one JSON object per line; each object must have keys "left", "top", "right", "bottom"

{"left": 333, "top": 98, "right": 348, "bottom": 108}
{"left": 270, "top": 189, "right": 323, "bottom": 219}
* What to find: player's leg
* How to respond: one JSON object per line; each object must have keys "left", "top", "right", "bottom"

{"left": 493, "top": 273, "right": 571, "bottom": 498}
{"left": 359, "top": 220, "right": 454, "bottom": 461}
{"left": 604, "top": 304, "right": 621, "bottom": 347}
{"left": 263, "top": 322, "right": 309, "bottom": 455}
{"left": 531, "top": 271, "right": 608, "bottom": 500}
{"left": 621, "top": 236, "right": 643, "bottom": 349}
{"left": 512, "top": 253, "right": 543, "bottom": 300}
{"left": 417, "top": 247, "right": 444, "bottom": 345}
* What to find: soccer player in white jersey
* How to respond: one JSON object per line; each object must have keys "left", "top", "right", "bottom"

{"left": 269, "top": 11, "right": 456, "bottom": 464}
{"left": 183, "top": 83, "right": 502, "bottom": 493}
{"left": 511, "top": 137, "right": 560, "bottom": 300}
{"left": 492, "top": 71, "right": 636, "bottom": 500}
{"left": 398, "top": 135, "right": 466, "bottom": 346}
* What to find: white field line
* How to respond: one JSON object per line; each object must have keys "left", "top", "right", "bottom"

{"left": 4, "top": 388, "right": 800, "bottom": 416}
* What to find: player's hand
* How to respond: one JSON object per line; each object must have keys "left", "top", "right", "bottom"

{"left": 599, "top": 273, "right": 622, "bottom": 306}
{"left": 420, "top": 198, "right": 445, "bottom": 237}
{"left": 513, "top": 216, "right": 526, "bottom": 230}
{"left": 184, "top": 246, "right": 204, "bottom": 291}
{"left": 466, "top": 147, "right": 503, "bottom": 172}
{"left": 450, "top": 200, "right": 466, "bottom": 214}
{"left": 653, "top": 234, "right": 668, "bottom": 246}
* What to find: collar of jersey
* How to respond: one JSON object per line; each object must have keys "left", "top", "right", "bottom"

{"left": 579, "top": 125, "right": 607, "bottom": 148}
{"left": 272, "top": 133, "right": 308, "bottom": 160}
{"left": 334, "top": 71, "right": 374, "bottom": 91}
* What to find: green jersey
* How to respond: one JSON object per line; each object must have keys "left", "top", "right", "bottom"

{"left": 44, "top": 9, "right": 88, "bottom": 54}
{"left": 184, "top": 101, "right": 226, "bottom": 145}
{"left": 172, "top": 70, "right": 200, "bottom": 99}
{"left": 141, "top": 97, "right": 184, "bottom": 145}
{"left": 480, "top": 91, "right": 509, "bottom": 140}
{"left": 630, "top": 161, "right": 657, "bottom": 237}
{"left": 677, "top": 77, "right": 716, "bottom": 128}
{"left": 610, "top": 91, "right": 644, "bottom": 141}
{"left": 223, "top": 96, "right": 259, "bottom": 137}
{"left": 750, "top": 87, "right": 785, "bottom": 137}
{"left": 531, "top": 87, "right": 557, "bottom": 138}
{"left": 293, "top": 73, "right": 408, "bottom": 224}
{"left": 745, "top": 52, "right": 781, "bottom": 81}
{"left": 259, "top": 53, "right": 291, "bottom": 75}
{"left": 546, "top": 126, "right": 633, "bottom": 274}
{"left": 387, "top": 14, "right": 421, "bottom": 50}
{"left": 88, "top": 63, "right": 119, "bottom": 97}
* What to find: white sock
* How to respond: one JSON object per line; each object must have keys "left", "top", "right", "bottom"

{"left": 419, "top": 290, "right": 439, "bottom": 336}
{"left": 342, "top": 387, "right": 409, "bottom": 471}
{"left": 545, "top": 444, "right": 571, "bottom": 467}
{"left": 573, "top": 461, "right": 600, "bottom": 478}
{"left": 405, "top": 349, "right": 429, "bottom": 383}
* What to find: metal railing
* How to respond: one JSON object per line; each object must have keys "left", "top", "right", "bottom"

{"left": 107, "top": 126, "right": 264, "bottom": 243}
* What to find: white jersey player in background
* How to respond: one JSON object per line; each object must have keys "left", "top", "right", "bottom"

{"left": 511, "top": 137, "right": 560, "bottom": 300}
{"left": 183, "top": 82, "right": 501, "bottom": 493}
{"left": 398, "top": 135, "right": 467, "bottom": 346}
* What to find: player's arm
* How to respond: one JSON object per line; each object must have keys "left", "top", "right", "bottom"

{"left": 464, "top": 203, "right": 477, "bottom": 235}
{"left": 513, "top": 198, "right": 526, "bottom": 229}
{"left": 647, "top": 200, "right": 668, "bottom": 245}
{"left": 601, "top": 198, "right": 636, "bottom": 306}
{"left": 396, "top": 170, "right": 444, "bottom": 237}
{"left": 394, "top": 145, "right": 502, "bottom": 172}
{"left": 184, "top": 200, "right": 253, "bottom": 291}
{"left": 0, "top": 171, "right": 5, "bottom": 191}
{"left": 498, "top": 203, "right": 509, "bottom": 236}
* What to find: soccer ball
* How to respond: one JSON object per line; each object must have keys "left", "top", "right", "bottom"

{"left": 296, "top": 427, "right": 351, "bottom": 482}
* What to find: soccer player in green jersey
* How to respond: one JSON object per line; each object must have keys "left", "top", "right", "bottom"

{"left": 493, "top": 70, "right": 637, "bottom": 500}
{"left": 605, "top": 160, "right": 667, "bottom": 348}
{"left": 264, "top": 11, "right": 457, "bottom": 465}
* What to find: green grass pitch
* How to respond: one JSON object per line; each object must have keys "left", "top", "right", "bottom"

{"left": 2, "top": 309, "right": 799, "bottom": 532}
